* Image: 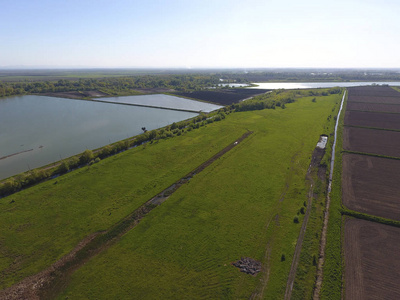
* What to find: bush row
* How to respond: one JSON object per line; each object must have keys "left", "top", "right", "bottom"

{"left": 0, "top": 110, "right": 228, "bottom": 198}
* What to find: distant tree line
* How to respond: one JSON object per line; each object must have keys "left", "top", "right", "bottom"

{"left": 0, "top": 75, "right": 230, "bottom": 97}
{"left": 232, "top": 87, "right": 342, "bottom": 112}
{"left": 218, "top": 70, "right": 400, "bottom": 82}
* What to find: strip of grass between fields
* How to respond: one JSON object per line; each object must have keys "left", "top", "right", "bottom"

{"left": 346, "top": 109, "right": 400, "bottom": 114}
{"left": 340, "top": 208, "right": 400, "bottom": 228}
{"left": 342, "top": 150, "right": 400, "bottom": 160}
{"left": 344, "top": 124, "right": 400, "bottom": 132}
{"left": 320, "top": 92, "right": 347, "bottom": 299}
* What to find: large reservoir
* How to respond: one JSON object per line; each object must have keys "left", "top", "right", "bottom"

{"left": 0, "top": 94, "right": 221, "bottom": 180}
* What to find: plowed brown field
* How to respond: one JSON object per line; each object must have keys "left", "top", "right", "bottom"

{"left": 343, "top": 86, "right": 400, "bottom": 299}
{"left": 342, "top": 153, "right": 400, "bottom": 220}
{"left": 344, "top": 111, "right": 400, "bottom": 130}
{"left": 347, "top": 102, "right": 400, "bottom": 113}
{"left": 344, "top": 218, "right": 400, "bottom": 299}
{"left": 347, "top": 86, "right": 400, "bottom": 97}
{"left": 347, "top": 95, "right": 400, "bottom": 104}
{"left": 343, "top": 127, "right": 400, "bottom": 157}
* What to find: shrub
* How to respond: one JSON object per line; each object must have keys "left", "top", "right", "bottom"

{"left": 79, "top": 149, "right": 94, "bottom": 165}
{"left": 58, "top": 161, "right": 70, "bottom": 174}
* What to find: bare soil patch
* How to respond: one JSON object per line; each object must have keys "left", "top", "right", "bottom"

{"left": 343, "top": 127, "right": 400, "bottom": 157}
{"left": 345, "top": 110, "right": 400, "bottom": 130}
{"left": 342, "top": 153, "right": 400, "bottom": 221}
{"left": 344, "top": 218, "right": 400, "bottom": 299}
{"left": 347, "top": 102, "right": 400, "bottom": 113}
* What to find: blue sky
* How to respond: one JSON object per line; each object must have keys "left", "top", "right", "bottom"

{"left": 1, "top": 0, "right": 399, "bottom": 68}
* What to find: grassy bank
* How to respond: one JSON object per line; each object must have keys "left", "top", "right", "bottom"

{"left": 0, "top": 119, "right": 245, "bottom": 289}
{"left": 54, "top": 94, "right": 341, "bottom": 299}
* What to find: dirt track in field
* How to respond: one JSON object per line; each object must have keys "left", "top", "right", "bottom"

{"left": 344, "top": 218, "right": 400, "bottom": 300}
{"left": 283, "top": 147, "right": 326, "bottom": 300}
{"left": 0, "top": 132, "right": 252, "bottom": 300}
{"left": 342, "top": 153, "right": 400, "bottom": 221}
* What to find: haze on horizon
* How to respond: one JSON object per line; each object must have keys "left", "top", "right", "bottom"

{"left": 1, "top": 0, "right": 400, "bottom": 69}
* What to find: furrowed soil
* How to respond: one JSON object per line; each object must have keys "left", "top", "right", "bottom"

{"left": 343, "top": 126, "right": 400, "bottom": 157}
{"left": 347, "top": 86, "right": 400, "bottom": 97}
{"left": 344, "top": 218, "right": 400, "bottom": 300}
{"left": 347, "top": 102, "right": 400, "bottom": 113}
{"left": 347, "top": 95, "right": 400, "bottom": 104}
{"left": 342, "top": 86, "right": 400, "bottom": 299}
{"left": 344, "top": 110, "right": 400, "bottom": 130}
{"left": 342, "top": 153, "right": 400, "bottom": 221}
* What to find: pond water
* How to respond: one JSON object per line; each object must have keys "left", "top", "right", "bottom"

{"left": 250, "top": 82, "right": 400, "bottom": 89}
{"left": 0, "top": 95, "right": 199, "bottom": 180}
{"left": 93, "top": 94, "right": 222, "bottom": 113}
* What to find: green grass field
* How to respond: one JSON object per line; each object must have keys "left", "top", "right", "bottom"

{"left": 48, "top": 94, "right": 341, "bottom": 299}
{"left": 0, "top": 121, "right": 247, "bottom": 289}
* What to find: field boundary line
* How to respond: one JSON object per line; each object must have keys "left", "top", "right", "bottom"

{"left": 343, "top": 124, "right": 400, "bottom": 132}
{"left": 346, "top": 109, "right": 400, "bottom": 114}
{"left": 340, "top": 208, "right": 400, "bottom": 228}
{"left": 342, "top": 150, "right": 400, "bottom": 161}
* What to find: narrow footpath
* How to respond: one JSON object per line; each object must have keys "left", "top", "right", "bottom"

{"left": 313, "top": 91, "right": 346, "bottom": 299}
{"left": 283, "top": 158, "right": 315, "bottom": 300}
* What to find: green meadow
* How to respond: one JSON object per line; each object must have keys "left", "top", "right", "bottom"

{"left": 0, "top": 120, "right": 246, "bottom": 289}
{"left": 49, "top": 93, "right": 341, "bottom": 299}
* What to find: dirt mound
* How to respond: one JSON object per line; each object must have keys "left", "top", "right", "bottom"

{"left": 233, "top": 257, "right": 262, "bottom": 275}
